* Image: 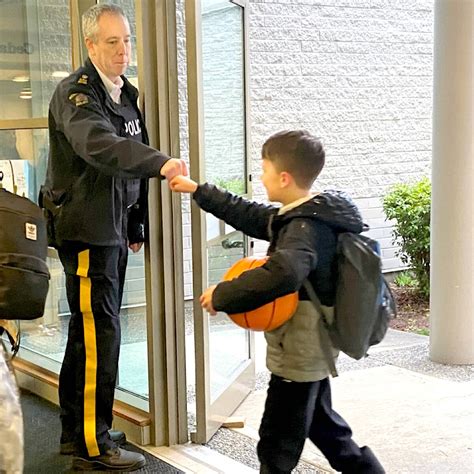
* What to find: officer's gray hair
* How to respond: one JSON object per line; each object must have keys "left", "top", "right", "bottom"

{"left": 82, "top": 4, "right": 126, "bottom": 42}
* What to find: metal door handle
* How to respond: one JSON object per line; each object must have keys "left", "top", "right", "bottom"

{"left": 221, "top": 238, "right": 244, "bottom": 249}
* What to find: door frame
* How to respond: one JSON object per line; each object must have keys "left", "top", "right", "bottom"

{"left": 136, "top": 0, "right": 188, "bottom": 446}
{"left": 185, "top": 0, "right": 255, "bottom": 443}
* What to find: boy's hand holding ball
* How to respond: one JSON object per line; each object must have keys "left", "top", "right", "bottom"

{"left": 200, "top": 285, "right": 217, "bottom": 315}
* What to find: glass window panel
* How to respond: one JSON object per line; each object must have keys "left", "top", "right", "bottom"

{"left": 117, "top": 249, "right": 148, "bottom": 399}
{"left": 202, "top": 1, "right": 246, "bottom": 194}
{"left": 201, "top": 2, "right": 249, "bottom": 402}
{"left": 0, "top": 0, "right": 72, "bottom": 120}
{"left": 0, "top": 128, "right": 47, "bottom": 204}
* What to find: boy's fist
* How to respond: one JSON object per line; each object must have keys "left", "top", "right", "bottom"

{"left": 170, "top": 175, "right": 198, "bottom": 193}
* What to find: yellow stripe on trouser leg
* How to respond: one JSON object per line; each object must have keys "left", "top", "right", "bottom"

{"left": 77, "top": 250, "right": 100, "bottom": 457}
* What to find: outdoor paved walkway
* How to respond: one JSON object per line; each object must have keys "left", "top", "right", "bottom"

{"left": 217, "top": 329, "right": 473, "bottom": 473}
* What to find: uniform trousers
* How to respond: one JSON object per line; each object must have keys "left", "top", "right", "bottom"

{"left": 257, "top": 375, "right": 385, "bottom": 473}
{"left": 58, "top": 240, "right": 128, "bottom": 457}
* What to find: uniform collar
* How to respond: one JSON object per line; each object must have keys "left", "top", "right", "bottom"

{"left": 92, "top": 62, "right": 124, "bottom": 104}
{"left": 79, "top": 58, "right": 140, "bottom": 111}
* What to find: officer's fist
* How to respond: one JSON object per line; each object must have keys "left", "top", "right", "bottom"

{"left": 160, "top": 158, "right": 188, "bottom": 181}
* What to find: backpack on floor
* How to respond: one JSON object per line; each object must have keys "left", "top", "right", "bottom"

{"left": 0, "top": 174, "right": 50, "bottom": 320}
{"left": 304, "top": 232, "right": 397, "bottom": 377}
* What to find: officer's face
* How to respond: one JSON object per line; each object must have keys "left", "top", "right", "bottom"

{"left": 86, "top": 13, "right": 131, "bottom": 81}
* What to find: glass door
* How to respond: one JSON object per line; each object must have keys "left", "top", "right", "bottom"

{"left": 186, "top": 0, "right": 254, "bottom": 443}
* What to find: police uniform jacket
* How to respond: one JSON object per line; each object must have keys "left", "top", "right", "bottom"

{"left": 42, "top": 58, "right": 170, "bottom": 247}
{"left": 193, "top": 185, "right": 364, "bottom": 382}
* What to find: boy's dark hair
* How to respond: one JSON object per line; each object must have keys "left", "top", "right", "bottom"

{"left": 262, "top": 130, "right": 325, "bottom": 189}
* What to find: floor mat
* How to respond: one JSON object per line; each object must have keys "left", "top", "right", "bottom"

{"left": 20, "top": 390, "right": 183, "bottom": 473}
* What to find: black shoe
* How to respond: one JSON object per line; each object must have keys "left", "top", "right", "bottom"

{"left": 72, "top": 447, "right": 146, "bottom": 471}
{"left": 60, "top": 430, "right": 127, "bottom": 455}
{"left": 342, "top": 446, "right": 385, "bottom": 474}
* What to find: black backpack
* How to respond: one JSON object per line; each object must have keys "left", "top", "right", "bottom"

{"left": 0, "top": 179, "right": 50, "bottom": 320}
{"left": 304, "top": 232, "right": 397, "bottom": 377}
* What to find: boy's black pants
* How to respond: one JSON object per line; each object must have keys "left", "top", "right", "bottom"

{"left": 258, "top": 375, "right": 385, "bottom": 473}
{"left": 58, "top": 241, "right": 128, "bottom": 457}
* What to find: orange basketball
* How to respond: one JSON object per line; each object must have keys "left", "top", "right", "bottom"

{"left": 222, "top": 257, "right": 299, "bottom": 331}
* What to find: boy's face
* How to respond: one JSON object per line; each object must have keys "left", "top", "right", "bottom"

{"left": 261, "top": 158, "right": 283, "bottom": 202}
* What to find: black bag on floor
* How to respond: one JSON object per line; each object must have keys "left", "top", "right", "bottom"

{"left": 0, "top": 181, "right": 50, "bottom": 320}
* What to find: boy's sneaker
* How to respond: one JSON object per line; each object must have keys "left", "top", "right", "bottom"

{"left": 60, "top": 430, "right": 127, "bottom": 455}
{"left": 72, "top": 447, "right": 146, "bottom": 471}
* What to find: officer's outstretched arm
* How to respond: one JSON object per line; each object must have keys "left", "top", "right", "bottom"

{"left": 54, "top": 87, "right": 171, "bottom": 179}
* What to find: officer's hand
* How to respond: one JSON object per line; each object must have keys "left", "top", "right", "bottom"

{"left": 169, "top": 176, "right": 198, "bottom": 193}
{"left": 200, "top": 285, "right": 217, "bottom": 316}
{"left": 160, "top": 158, "right": 188, "bottom": 181}
{"left": 129, "top": 242, "right": 143, "bottom": 253}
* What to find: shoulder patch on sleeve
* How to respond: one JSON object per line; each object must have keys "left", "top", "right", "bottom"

{"left": 69, "top": 92, "right": 89, "bottom": 107}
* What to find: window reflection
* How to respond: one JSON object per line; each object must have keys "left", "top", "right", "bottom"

{"left": 0, "top": 0, "right": 72, "bottom": 119}
{"left": 202, "top": 0, "right": 246, "bottom": 192}
{"left": 0, "top": 129, "right": 48, "bottom": 203}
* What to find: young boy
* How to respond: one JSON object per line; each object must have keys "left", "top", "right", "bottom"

{"left": 170, "top": 130, "right": 385, "bottom": 474}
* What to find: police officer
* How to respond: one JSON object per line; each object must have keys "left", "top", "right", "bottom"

{"left": 41, "top": 4, "right": 185, "bottom": 471}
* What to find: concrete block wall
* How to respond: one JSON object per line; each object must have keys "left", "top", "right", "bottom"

{"left": 247, "top": 0, "right": 433, "bottom": 271}
{"left": 35, "top": 1, "right": 72, "bottom": 117}
{"left": 177, "top": 0, "right": 434, "bottom": 300}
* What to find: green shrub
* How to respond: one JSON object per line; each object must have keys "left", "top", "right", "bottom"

{"left": 383, "top": 177, "right": 431, "bottom": 299}
{"left": 393, "top": 271, "right": 417, "bottom": 288}
{"left": 215, "top": 177, "right": 245, "bottom": 195}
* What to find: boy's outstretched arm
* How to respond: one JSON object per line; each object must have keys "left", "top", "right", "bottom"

{"left": 170, "top": 176, "right": 277, "bottom": 242}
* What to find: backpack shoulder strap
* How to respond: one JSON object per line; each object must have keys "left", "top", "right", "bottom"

{"left": 302, "top": 280, "right": 338, "bottom": 377}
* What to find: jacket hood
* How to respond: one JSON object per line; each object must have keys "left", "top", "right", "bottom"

{"left": 284, "top": 190, "right": 365, "bottom": 233}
